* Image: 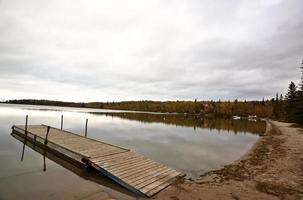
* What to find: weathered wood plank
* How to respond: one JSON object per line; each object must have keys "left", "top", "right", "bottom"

{"left": 41, "top": 124, "right": 129, "bottom": 151}
{"left": 98, "top": 156, "right": 144, "bottom": 168}
{"left": 96, "top": 153, "right": 139, "bottom": 165}
{"left": 113, "top": 160, "right": 163, "bottom": 177}
{"left": 80, "top": 146, "right": 125, "bottom": 155}
{"left": 105, "top": 158, "right": 152, "bottom": 172}
{"left": 126, "top": 167, "right": 172, "bottom": 186}
{"left": 140, "top": 171, "right": 181, "bottom": 193}
{"left": 135, "top": 169, "right": 176, "bottom": 189}
{"left": 92, "top": 151, "right": 133, "bottom": 162}
{"left": 87, "top": 149, "right": 128, "bottom": 158}
{"left": 145, "top": 172, "right": 182, "bottom": 197}
{"left": 122, "top": 164, "right": 167, "bottom": 182}
{"left": 119, "top": 164, "right": 166, "bottom": 180}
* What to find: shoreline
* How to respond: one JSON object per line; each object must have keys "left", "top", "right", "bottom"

{"left": 218, "top": 119, "right": 272, "bottom": 170}
{"left": 151, "top": 120, "right": 303, "bottom": 199}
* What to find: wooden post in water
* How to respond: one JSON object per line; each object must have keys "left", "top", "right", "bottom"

{"left": 25, "top": 115, "right": 28, "bottom": 139}
{"left": 43, "top": 154, "right": 46, "bottom": 172}
{"left": 33, "top": 135, "right": 37, "bottom": 149}
{"left": 43, "top": 126, "right": 50, "bottom": 171}
{"left": 60, "top": 115, "right": 63, "bottom": 130}
{"left": 21, "top": 115, "right": 28, "bottom": 162}
{"left": 45, "top": 126, "right": 50, "bottom": 145}
{"left": 85, "top": 119, "right": 88, "bottom": 137}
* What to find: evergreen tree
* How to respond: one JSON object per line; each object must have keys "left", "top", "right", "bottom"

{"left": 272, "top": 93, "right": 279, "bottom": 118}
{"left": 279, "top": 94, "right": 284, "bottom": 119}
{"left": 295, "top": 61, "right": 303, "bottom": 122}
{"left": 286, "top": 81, "right": 297, "bottom": 121}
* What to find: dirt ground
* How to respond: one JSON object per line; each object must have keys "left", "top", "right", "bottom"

{"left": 150, "top": 121, "right": 303, "bottom": 200}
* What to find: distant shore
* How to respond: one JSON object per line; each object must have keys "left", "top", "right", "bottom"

{"left": 2, "top": 99, "right": 274, "bottom": 118}
{"left": 151, "top": 120, "right": 303, "bottom": 200}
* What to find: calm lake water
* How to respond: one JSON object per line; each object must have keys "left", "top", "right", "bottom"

{"left": 0, "top": 104, "right": 265, "bottom": 199}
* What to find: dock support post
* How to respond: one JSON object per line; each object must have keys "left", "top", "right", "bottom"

{"left": 85, "top": 119, "right": 88, "bottom": 137}
{"left": 43, "top": 126, "right": 50, "bottom": 171}
{"left": 43, "top": 155, "right": 46, "bottom": 172}
{"left": 61, "top": 115, "right": 63, "bottom": 130}
{"left": 33, "top": 135, "right": 37, "bottom": 149}
{"left": 44, "top": 126, "right": 50, "bottom": 145}
{"left": 24, "top": 115, "right": 28, "bottom": 140}
{"left": 21, "top": 115, "right": 28, "bottom": 162}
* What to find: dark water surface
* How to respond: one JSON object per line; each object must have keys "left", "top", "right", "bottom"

{"left": 0, "top": 104, "right": 265, "bottom": 199}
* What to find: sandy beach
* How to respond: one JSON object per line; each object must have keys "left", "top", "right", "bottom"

{"left": 150, "top": 121, "right": 303, "bottom": 200}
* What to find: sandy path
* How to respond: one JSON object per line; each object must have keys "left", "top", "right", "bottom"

{"left": 149, "top": 121, "right": 303, "bottom": 200}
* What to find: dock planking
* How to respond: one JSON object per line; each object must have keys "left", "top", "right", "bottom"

{"left": 12, "top": 124, "right": 184, "bottom": 197}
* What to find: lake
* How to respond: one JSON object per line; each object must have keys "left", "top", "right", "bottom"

{"left": 0, "top": 104, "right": 265, "bottom": 199}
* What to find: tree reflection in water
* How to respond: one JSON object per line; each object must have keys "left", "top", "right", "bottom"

{"left": 94, "top": 112, "right": 266, "bottom": 135}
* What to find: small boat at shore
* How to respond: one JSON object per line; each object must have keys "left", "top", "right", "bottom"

{"left": 248, "top": 115, "right": 257, "bottom": 119}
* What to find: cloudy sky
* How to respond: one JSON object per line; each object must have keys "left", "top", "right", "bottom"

{"left": 0, "top": 0, "right": 302, "bottom": 102}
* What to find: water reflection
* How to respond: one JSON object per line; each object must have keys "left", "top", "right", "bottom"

{"left": 96, "top": 112, "right": 266, "bottom": 134}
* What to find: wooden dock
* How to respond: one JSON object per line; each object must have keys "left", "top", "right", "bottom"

{"left": 12, "top": 124, "right": 184, "bottom": 197}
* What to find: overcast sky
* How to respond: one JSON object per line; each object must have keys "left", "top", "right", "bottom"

{"left": 0, "top": 0, "right": 302, "bottom": 102}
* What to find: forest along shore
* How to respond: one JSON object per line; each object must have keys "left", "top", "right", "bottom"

{"left": 150, "top": 120, "right": 303, "bottom": 200}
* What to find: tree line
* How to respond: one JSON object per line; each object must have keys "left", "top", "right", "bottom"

{"left": 3, "top": 98, "right": 273, "bottom": 117}
{"left": 271, "top": 61, "right": 303, "bottom": 123}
